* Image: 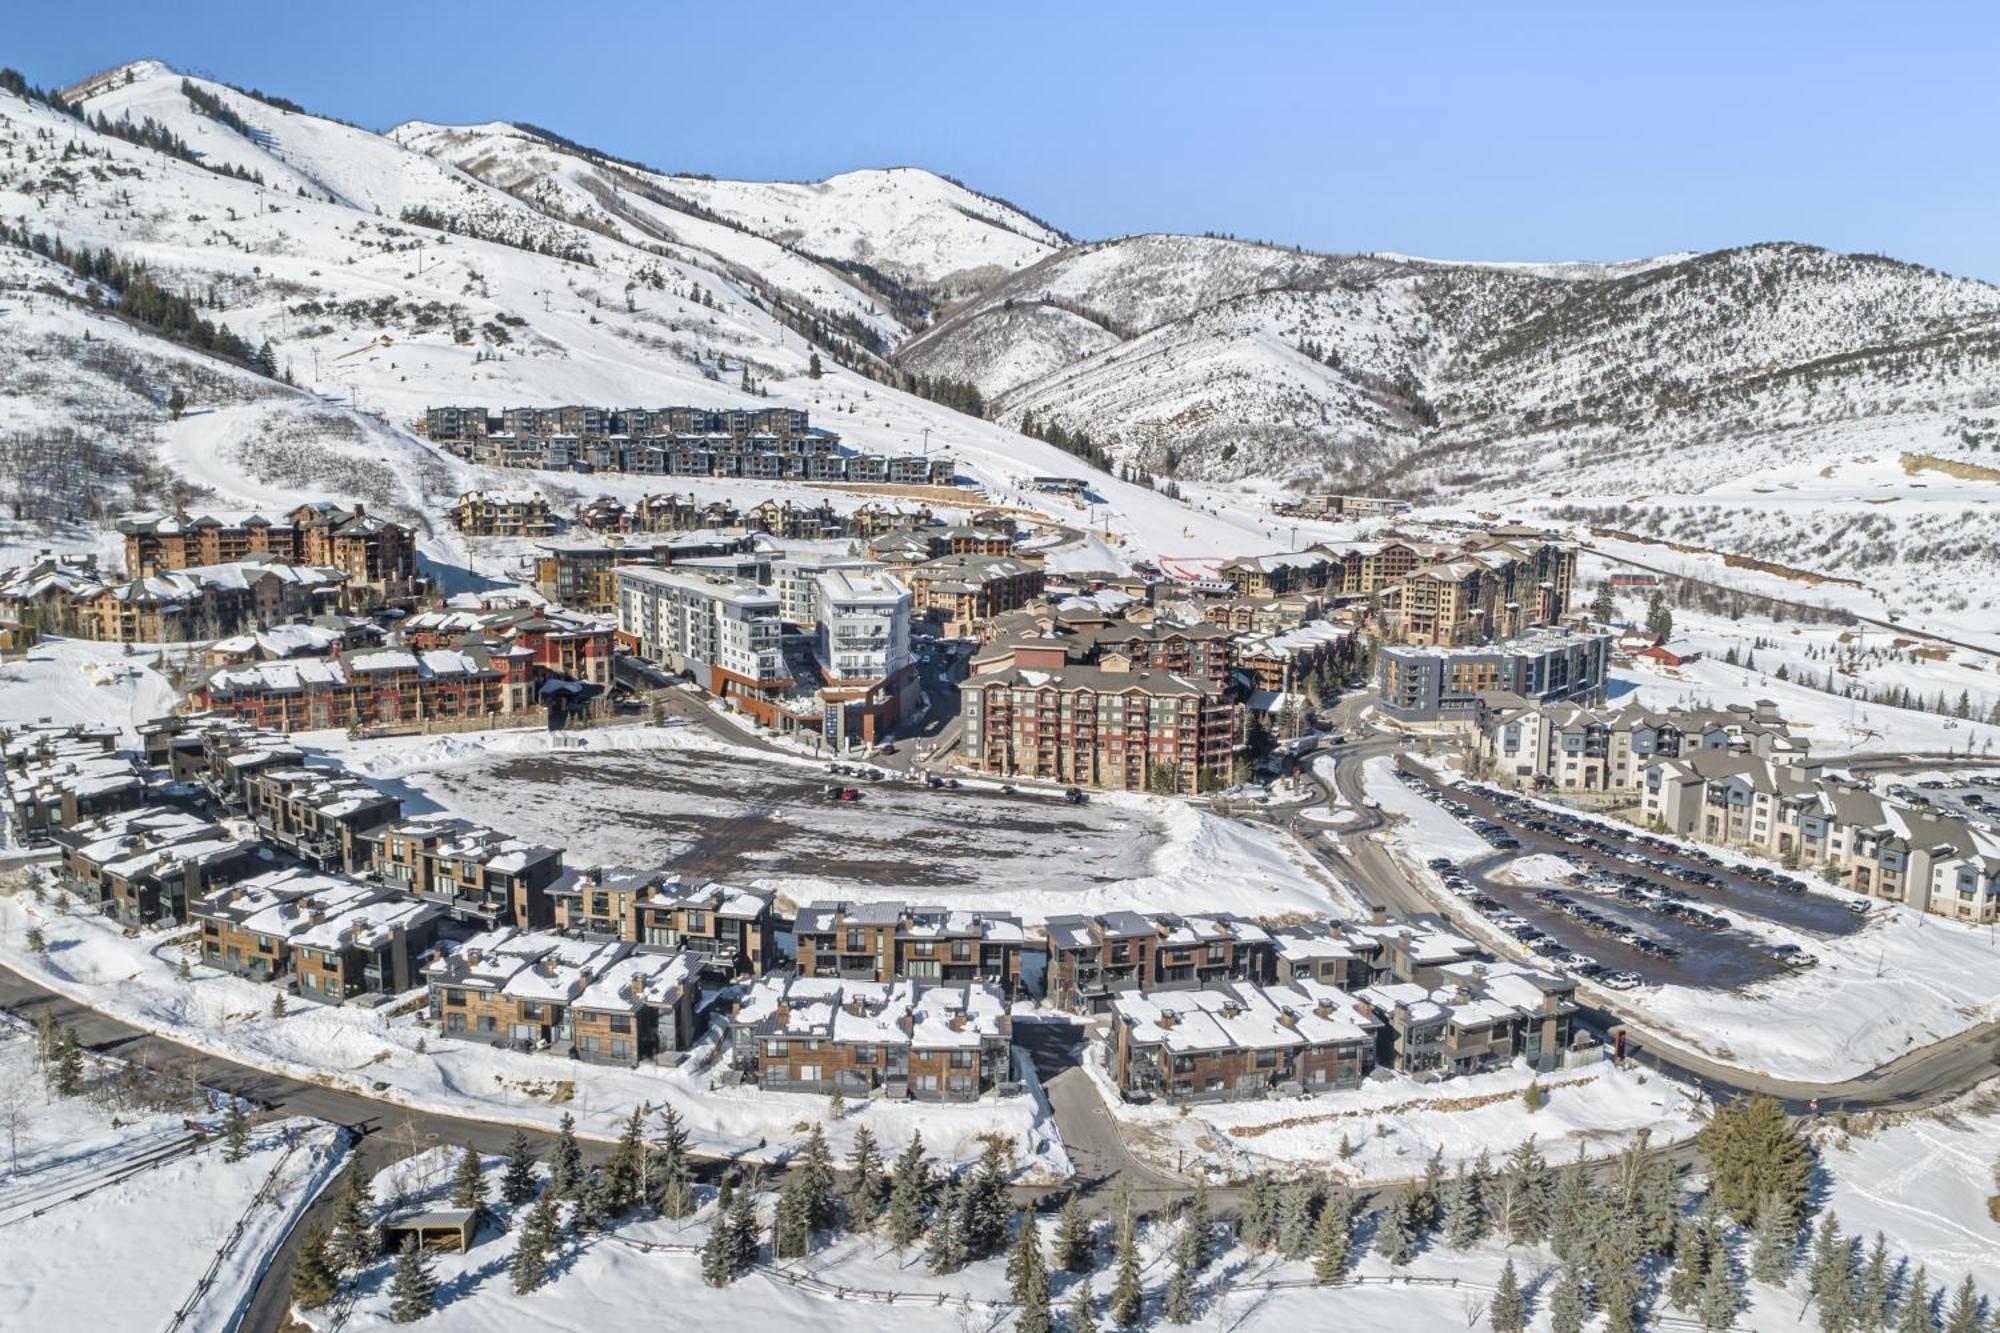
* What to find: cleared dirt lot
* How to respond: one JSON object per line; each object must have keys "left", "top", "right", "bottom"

{"left": 390, "top": 746, "right": 1164, "bottom": 899}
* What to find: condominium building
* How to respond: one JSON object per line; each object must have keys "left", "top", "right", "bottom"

{"left": 616, "top": 566, "right": 789, "bottom": 720}
{"left": 1353, "top": 958, "right": 1578, "bottom": 1076}
{"left": 1480, "top": 698, "right": 1804, "bottom": 793}
{"left": 958, "top": 660, "right": 1236, "bottom": 795}
{"left": 814, "top": 568, "right": 915, "bottom": 746}
{"left": 1378, "top": 629, "right": 1611, "bottom": 726}
{"left": 902, "top": 554, "right": 1045, "bottom": 637}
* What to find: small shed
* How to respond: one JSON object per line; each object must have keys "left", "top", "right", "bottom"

{"left": 380, "top": 1207, "right": 479, "bottom": 1255}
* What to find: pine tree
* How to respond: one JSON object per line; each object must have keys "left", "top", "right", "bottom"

{"left": 452, "top": 1142, "right": 488, "bottom": 1210}
{"left": 1444, "top": 1161, "right": 1487, "bottom": 1249}
{"left": 886, "top": 1132, "right": 932, "bottom": 1249}
{"left": 808, "top": 351, "right": 823, "bottom": 379}
{"left": 796, "top": 1124, "right": 837, "bottom": 1234}
{"left": 1811, "top": 1212, "right": 1852, "bottom": 1320}
{"left": 1239, "top": 1173, "right": 1276, "bottom": 1252}
{"left": 1500, "top": 1135, "right": 1550, "bottom": 1245}
{"left": 1859, "top": 1233, "right": 1892, "bottom": 1331}
{"left": 1898, "top": 1268, "right": 1934, "bottom": 1333}
{"left": 1162, "top": 1231, "right": 1198, "bottom": 1325}
{"left": 332, "top": 1169, "right": 377, "bottom": 1272}
{"left": 388, "top": 1236, "right": 436, "bottom": 1323}
{"left": 653, "top": 1105, "right": 694, "bottom": 1219}
{"left": 1377, "top": 1190, "right": 1421, "bottom": 1266}
{"left": 1010, "top": 1211, "right": 1052, "bottom": 1333}
{"left": 604, "top": 1107, "right": 645, "bottom": 1216}
{"left": 1110, "top": 1202, "right": 1143, "bottom": 1328}
{"left": 550, "top": 1112, "right": 584, "bottom": 1201}
{"left": 1275, "top": 1176, "right": 1317, "bottom": 1259}
{"left": 223, "top": 1102, "right": 251, "bottom": 1162}
{"left": 1548, "top": 1158, "right": 1590, "bottom": 1262}
{"left": 167, "top": 386, "right": 187, "bottom": 420}
{"left": 845, "top": 1125, "right": 885, "bottom": 1233}
{"left": 572, "top": 1168, "right": 611, "bottom": 1235}
{"left": 1592, "top": 582, "right": 1616, "bottom": 624}
{"left": 50, "top": 1028, "right": 83, "bottom": 1097}
{"left": 510, "top": 1196, "right": 556, "bottom": 1295}
{"left": 289, "top": 1221, "right": 339, "bottom": 1310}
{"left": 1702, "top": 1096, "right": 1810, "bottom": 1227}
{"left": 1941, "top": 1277, "right": 1983, "bottom": 1333}
{"left": 499, "top": 1130, "right": 539, "bottom": 1206}
{"left": 1053, "top": 1195, "right": 1094, "bottom": 1273}
{"left": 1068, "top": 1278, "right": 1100, "bottom": 1333}
{"left": 1491, "top": 1258, "right": 1526, "bottom": 1333}
{"left": 960, "top": 1140, "right": 1010, "bottom": 1260}
{"left": 1700, "top": 1246, "right": 1742, "bottom": 1331}
{"left": 927, "top": 1179, "right": 967, "bottom": 1274}
{"left": 1415, "top": 1146, "right": 1446, "bottom": 1235}
{"left": 1310, "top": 1181, "right": 1352, "bottom": 1283}
{"left": 700, "top": 1200, "right": 741, "bottom": 1287}
{"left": 1668, "top": 1216, "right": 1711, "bottom": 1310}
{"left": 1752, "top": 1192, "right": 1799, "bottom": 1285}
{"left": 1180, "top": 1181, "right": 1213, "bottom": 1272}
{"left": 1549, "top": 1265, "right": 1589, "bottom": 1333}
{"left": 772, "top": 1169, "right": 814, "bottom": 1258}
{"left": 24, "top": 925, "right": 44, "bottom": 952}
{"left": 727, "top": 1181, "right": 761, "bottom": 1270}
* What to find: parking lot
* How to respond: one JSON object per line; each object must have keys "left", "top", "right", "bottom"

{"left": 1391, "top": 761, "right": 1864, "bottom": 991}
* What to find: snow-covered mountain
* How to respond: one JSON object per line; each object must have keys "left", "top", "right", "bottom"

{"left": 900, "top": 235, "right": 2000, "bottom": 494}
{"left": 0, "top": 59, "right": 1284, "bottom": 577}
{"left": 10, "top": 55, "right": 2000, "bottom": 605}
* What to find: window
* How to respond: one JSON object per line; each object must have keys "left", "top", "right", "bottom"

{"left": 767, "top": 1039, "right": 789, "bottom": 1057}
{"left": 445, "top": 988, "right": 466, "bottom": 1006}
{"left": 609, "top": 1015, "right": 632, "bottom": 1034}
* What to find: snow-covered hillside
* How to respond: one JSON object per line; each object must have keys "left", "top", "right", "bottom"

{"left": 0, "top": 59, "right": 1282, "bottom": 572}
{"left": 649, "top": 165, "right": 1067, "bottom": 296}
{"left": 902, "top": 234, "right": 2000, "bottom": 496}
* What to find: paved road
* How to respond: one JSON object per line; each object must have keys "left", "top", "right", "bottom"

{"left": 1015, "top": 1021, "right": 1190, "bottom": 1217}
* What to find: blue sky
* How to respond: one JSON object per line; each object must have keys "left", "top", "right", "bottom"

{"left": 13, "top": 1, "right": 1998, "bottom": 279}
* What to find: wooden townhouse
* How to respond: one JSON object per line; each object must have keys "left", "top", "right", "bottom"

{"left": 366, "top": 816, "right": 563, "bottom": 928}
{"left": 791, "top": 900, "right": 1025, "bottom": 997}
{"left": 1110, "top": 978, "right": 1380, "bottom": 1103}
{"left": 1354, "top": 958, "right": 1577, "bottom": 1076}
{"left": 1042, "top": 910, "right": 1275, "bottom": 1012}
{"left": 0, "top": 724, "right": 145, "bottom": 842}
{"left": 548, "top": 866, "right": 776, "bottom": 975}
{"left": 451, "top": 489, "right": 557, "bottom": 538}
{"left": 193, "top": 867, "right": 424, "bottom": 987}
{"left": 423, "top": 929, "right": 700, "bottom": 1062}
{"left": 287, "top": 892, "right": 446, "bottom": 1004}
{"left": 53, "top": 807, "right": 256, "bottom": 925}
{"left": 241, "top": 764, "right": 403, "bottom": 873}
{"left": 729, "top": 972, "right": 1014, "bottom": 1103}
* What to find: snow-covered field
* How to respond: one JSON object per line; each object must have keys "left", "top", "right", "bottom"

{"left": 1812, "top": 1082, "right": 2000, "bottom": 1293}
{"left": 0, "top": 1026, "right": 348, "bottom": 1332}
{"left": 306, "top": 722, "right": 1357, "bottom": 923}
{"left": 0, "top": 635, "right": 180, "bottom": 743}
{"left": 1364, "top": 761, "right": 2000, "bottom": 1081}
{"left": 0, "top": 889, "right": 1070, "bottom": 1180}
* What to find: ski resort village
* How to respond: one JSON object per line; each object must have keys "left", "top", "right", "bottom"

{"left": 0, "top": 40, "right": 1995, "bottom": 1333}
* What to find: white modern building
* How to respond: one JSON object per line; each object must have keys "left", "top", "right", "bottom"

{"left": 774, "top": 552, "right": 885, "bottom": 628}
{"left": 616, "top": 566, "right": 789, "bottom": 717}
{"left": 813, "top": 568, "right": 916, "bottom": 747}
